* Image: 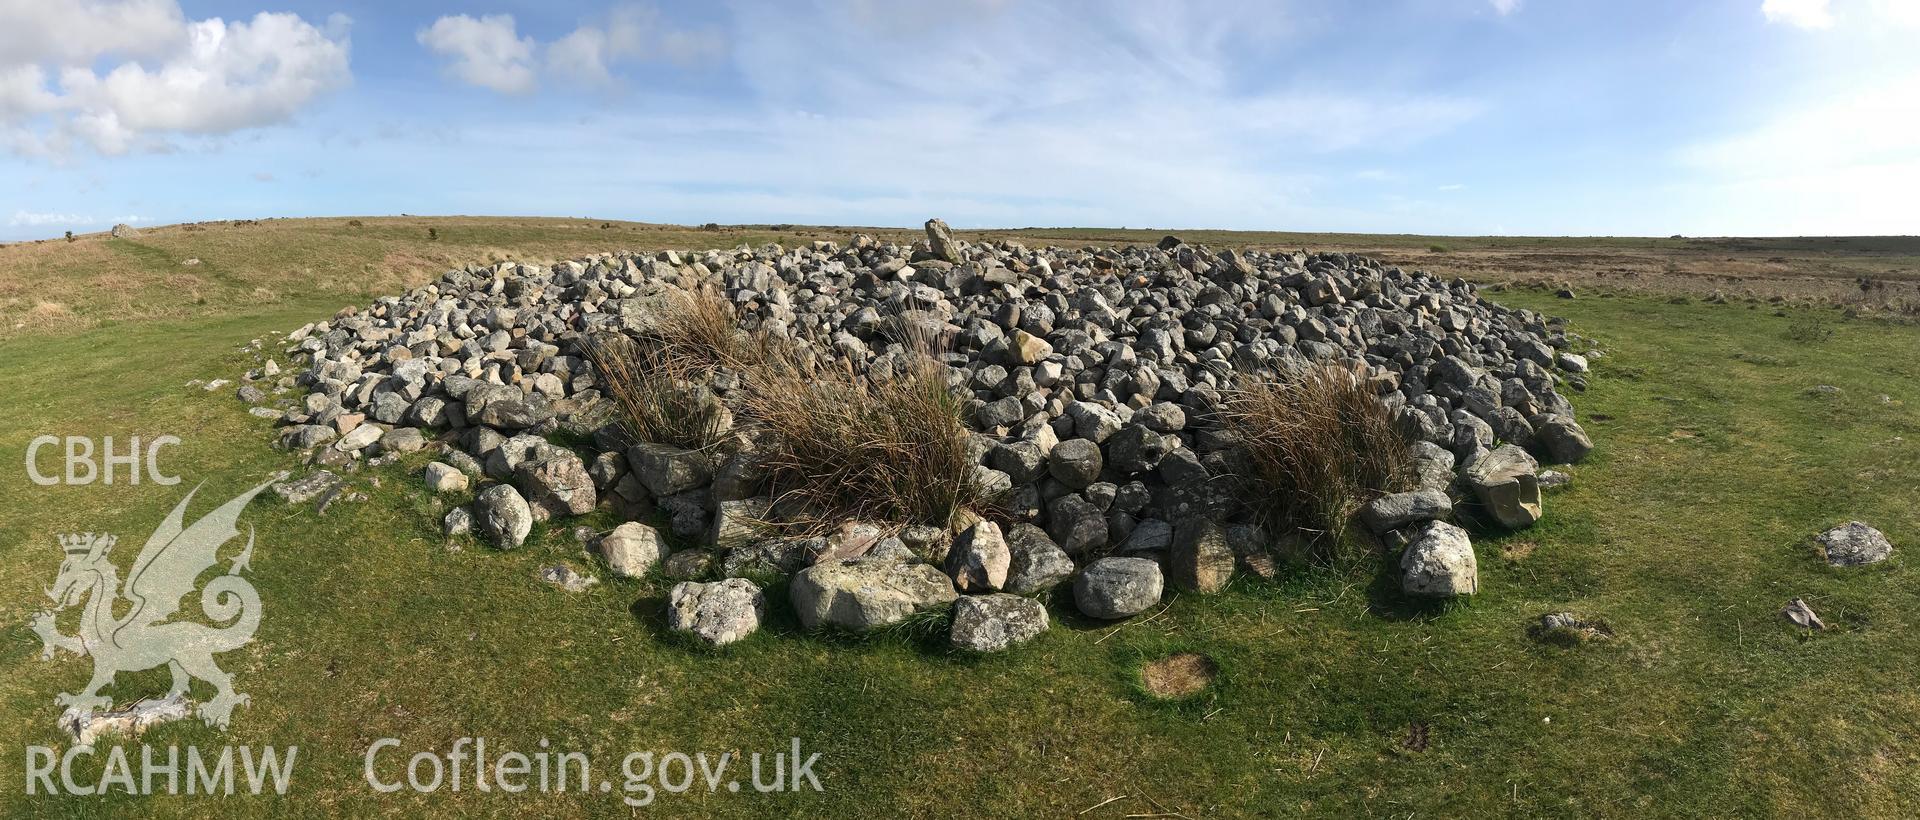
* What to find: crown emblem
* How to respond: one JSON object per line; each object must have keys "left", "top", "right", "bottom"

{"left": 59, "top": 533, "right": 115, "bottom": 556}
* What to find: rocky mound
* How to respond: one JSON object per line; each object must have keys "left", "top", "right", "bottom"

{"left": 245, "top": 220, "right": 1596, "bottom": 646}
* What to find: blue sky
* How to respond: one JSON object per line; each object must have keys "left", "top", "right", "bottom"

{"left": 2, "top": 0, "right": 1916, "bottom": 241}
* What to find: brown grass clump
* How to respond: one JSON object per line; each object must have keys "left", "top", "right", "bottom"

{"left": 587, "top": 335, "right": 734, "bottom": 452}
{"left": 740, "top": 353, "right": 990, "bottom": 532}
{"left": 1140, "top": 652, "right": 1218, "bottom": 699}
{"left": 585, "top": 285, "right": 750, "bottom": 452}
{"left": 591, "top": 283, "right": 987, "bottom": 531}
{"left": 646, "top": 284, "right": 759, "bottom": 373}
{"left": 1218, "top": 364, "right": 1413, "bottom": 557}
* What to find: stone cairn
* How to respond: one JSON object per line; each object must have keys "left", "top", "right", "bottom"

{"left": 252, "top": 219, "right": 1597, "bottom": 650}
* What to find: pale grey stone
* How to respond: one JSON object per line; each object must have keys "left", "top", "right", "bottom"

{"left": 789, "top": 559, "right": 957, "bottom": 632}
{"left": 1073, "top": 557, "right": 1163, "bottom": 619}
{"left": 949, "top": 593, "right": 1048, "bottom": 652}
{"left": 668, "top": 578, "right": 766, "bottom": 646}
{"left": 1818, "top": 521, "right": 1893, "bottom": 567}
{"left": 1400, "top": 521, "right": 1477, "bottom": 597}
{"left": 599, "top": 521, "right": 667, "bottom": 578}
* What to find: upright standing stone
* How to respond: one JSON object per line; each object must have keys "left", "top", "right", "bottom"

{"left": 1168, "top": 517, "right": 1235, "bottom": 593}
{"left": 474, "top": 484, "right": 533, "bottom": 549}
{"left": 925, "top": 218, "right": 961, "bottom": 263}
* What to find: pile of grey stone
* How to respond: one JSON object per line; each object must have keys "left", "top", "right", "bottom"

{"left": 253, "top": 219, "right": 1597, "bottom": 649}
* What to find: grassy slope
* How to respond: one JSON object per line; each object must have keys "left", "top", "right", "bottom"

{"left": 0, "top": 221, "right": 1917, "bottom": 816}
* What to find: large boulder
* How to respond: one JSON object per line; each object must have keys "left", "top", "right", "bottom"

{"left": 1168, "top": 517, "right": 1235, "bottom": 593}
{"left": 1463, "top": 444, "right": 1542, "bottom": 529}
{"left": 1360, "top": 489, "right": 1453, "bottom": 534}
{"left": 1400, "top": 521, "right": 1478, "bottom": 597}
{"left": 474, "top": 484, "right": 533, "bottom": 549}
{"left": 949, "top": 593, "right": 1049, "bottom": 652}
{"left": 473, "top": 392, "right": 550, "bottom": 430}
{"left": 599, "top": 522, "right": 666, "bottom": 578}
{"left": 1532, "top": 415, "right": 1594, "bottom": 464}
{"left": 1004, "top": 523, "right": 1074, "bottom": 595}
{"left": 667, "top": 579, "right": 765, "bottom": 647}
{"left": 1073, "top": 557, "right": 1163, "bottom": 619}
{"left": 946, "top": 520, "right": 1011, "bottom": 592}
{"left": 628, "top": 442, "right": 713, "bottom": 497}
{"left": 789, "top": 559, "right": 958, "bottom": 632}
{"left": 514, "top": 451, "right": 597, "bottom": 520}
{"left": 1818, "top": 521, "right": 1893, "bottom": 566}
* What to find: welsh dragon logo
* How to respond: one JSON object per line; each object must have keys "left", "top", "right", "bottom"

{"left": 30, "top": 478, "right": 276, "bottom": 729}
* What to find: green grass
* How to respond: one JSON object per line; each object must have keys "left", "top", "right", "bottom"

{"left": 9, "top": 216, "right": 1919, "bottom": 335}
{"left": 2, "top": 234, "right": 1919, "bottom": 816}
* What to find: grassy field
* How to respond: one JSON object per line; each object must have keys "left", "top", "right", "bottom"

{"left": 4, "top": 216, "right": 1917, "bottom": 335}
{"left": 2, "top": 218, "right": 1918, "bottom": 816}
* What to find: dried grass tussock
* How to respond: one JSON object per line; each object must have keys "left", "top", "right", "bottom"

{"left": 596, "top": 283, "right": 992, "bottom": 533}
{"left": 1218, "top": 365, "right": 1414, "bottom": 556}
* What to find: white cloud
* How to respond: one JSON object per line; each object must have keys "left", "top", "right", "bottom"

{"left": 8, "top": 210, "right": 93, "bottom": 227}
{"left": 417, "top": 14, "right": 538, "bottom": 95}
{"left": 1437, "top": 183, "right": 1467, "bottom": 191}
{"left": 394, "top": 1, "right": 1478, "bottom": 233}
{"left": 1868, "top": 0, "right": 1920, "bottom": 27}
{"left": 0, "top": 0, "right": 185, "bottom": 64}
{"left": 1490, "top": 0, "right": 1522, "bottom": 15}
{"left": 1682, "top": 71, "right": 1919, "bottom": 173}
{"left": 553, "top": 3, "right": 727, "bottom": 85}
{"left": 67, "top": 15, "right": 352, "bottom": 138}
{"left": 1678, "top": 70, "right": 1920, "bottom": 234}
{"left": 0, "top": 66, "right": 62, "bottom": 120}
{"left": 424, "top": 4, "right": 725, "bottom": 93}
{"left": 0, "top": 3, "right": 351, "bottom": 156}
{"left": 1762, "top": 0, "right": 1835, "bottom": 28}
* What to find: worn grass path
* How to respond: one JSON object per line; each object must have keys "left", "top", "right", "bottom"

{"left": 0, "top": 248, "right": 1917, "bottom": 816}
